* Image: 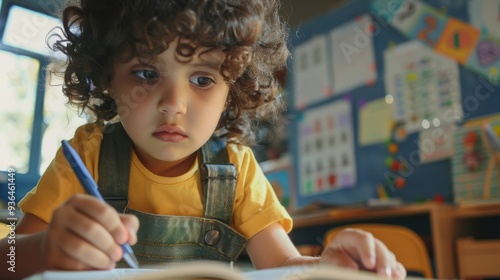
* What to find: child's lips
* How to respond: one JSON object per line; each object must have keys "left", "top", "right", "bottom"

{"left": 153, "top": 125, "right": 187, "bottom": 142}
{"left": 153, "top": 131, "right": 186, "bottom": 142}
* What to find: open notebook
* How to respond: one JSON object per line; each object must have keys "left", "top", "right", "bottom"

{"left": 24, "top": 261, "right": 426, "bottom": 280}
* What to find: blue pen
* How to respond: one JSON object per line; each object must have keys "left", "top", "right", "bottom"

{"left": 61, "top": 140, "right": 139, "bottom": 269}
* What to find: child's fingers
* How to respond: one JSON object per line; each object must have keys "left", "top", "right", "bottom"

{"left": 320, "top": 242, "right": 360, "bottom": 270}
{"left": 46, "top": 194, "right": 137, "bottom": 271}
{"left": 44, "top": 195, "right": 127, "bottom": 270}
{"left": 64, "top": 207, "right": 123, "bottom": 261}
{"left": 66, "top": 194, "right": 129, "bottom": 245}
{"left": 392, "top": 262, "right": 406, "bottom": 279}
{"left": 119, "top": 214, "right": 139, "bottom": 245}
{"left": 58, "top": 228, "right": 115, "bottom": 270}
{"left": 353, "top": 235, "right": 403, "bottom": 278}
{"left": 48, "top": 248, "right": 90, "bottom": 271}
{"left": 332, "top": 228, "right": 377, "bottom": 269}
{"left": 372, "top": 239, "right": 397, "bottom": 277}
{"left": 329, "top": 228, "right": 406, "bottom": 278}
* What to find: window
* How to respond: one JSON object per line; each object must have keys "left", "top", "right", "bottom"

{"left": 40, "top": 64, "right": 87, "bottom": 174}
{"left": 2, "top": 5, "right": 60, "bottom": 56}
{"left": 0, "top": 50, "right": 39, "bottom": 173}
{"left": 0, "top": 2, "right": 85, "bottom": 177}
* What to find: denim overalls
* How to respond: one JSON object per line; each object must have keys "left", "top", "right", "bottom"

{"left": 96, "top": 123, "right": 247, "bottom": 265}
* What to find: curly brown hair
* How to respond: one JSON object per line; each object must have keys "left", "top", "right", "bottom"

{"left": 49, "top": 0, "right": 289, "bottom": 145}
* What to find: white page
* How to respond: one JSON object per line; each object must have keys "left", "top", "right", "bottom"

{"left": 24, "top": 265, "right": 411, "bottom": 280}
{"left": 330, "top": 14, "right": 377, "bottom": 95}
{"left": 292, "top": 35, "right": 331, "bottom": 109}
{"left": 24, "top": 269, "right": 164, "bottom": 280}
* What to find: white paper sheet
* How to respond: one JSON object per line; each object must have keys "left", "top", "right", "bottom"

{"left": 292, "top": 35, "right": 331, "bottom": 109}
{"left": 419, "top": 124, "right": 456, "bottom": 163}
{"left": 330, "top": 14, "right": 377, "bottom": 95}
{"left": 468, "top": 0, "right": 500, "bottom": 39}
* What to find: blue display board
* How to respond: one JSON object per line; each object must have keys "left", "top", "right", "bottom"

{"left": 286, "top": 0, "right": 500, "bottom": 209}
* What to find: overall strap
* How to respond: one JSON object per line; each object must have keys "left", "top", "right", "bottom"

{"left": 198, "top": 136, "right": 237, "bottom": 226}
{"left": 97, "top": 122, "right": 131, "bottom": 213}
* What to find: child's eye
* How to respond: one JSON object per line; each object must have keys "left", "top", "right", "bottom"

{"left": 189, "top": 76, "right": 215, "bottom": 88}
{"left": 131, "top": 69, "right": 160, "bottom": 81}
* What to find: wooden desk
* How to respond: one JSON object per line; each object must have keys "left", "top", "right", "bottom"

{"left": 290, "top": 203, "right": 457, "bottom": 279}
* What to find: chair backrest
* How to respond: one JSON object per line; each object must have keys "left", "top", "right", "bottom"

{"left": 0, "top": 222, "right": 10, "bottom": 239}
{"left": 323, "top": 223, "right": 433, "bottom": 279}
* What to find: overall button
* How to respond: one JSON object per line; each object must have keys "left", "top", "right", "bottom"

{"left": 204, "top": 229, "right": 220, "bottom": 245}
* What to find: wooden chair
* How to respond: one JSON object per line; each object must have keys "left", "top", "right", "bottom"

{"left": 323, "top": 223, "right": 433, "bottom": 279}
{"left": 0, "top": 222, "right": 10, "bottom": 238}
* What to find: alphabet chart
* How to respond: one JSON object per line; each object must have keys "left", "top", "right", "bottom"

{"left": 297, "top": 99, "right": 356, "bottom": 196}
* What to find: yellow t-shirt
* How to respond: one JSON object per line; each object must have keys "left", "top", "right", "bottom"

{"left": 19, "top": 123, "right": 292, "bottom": 239}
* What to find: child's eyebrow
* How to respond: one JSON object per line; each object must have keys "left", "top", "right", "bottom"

{"left": 190, "top": 49, "right": 226, "bottom": 70}
{"left": 191, "top": 59, "right": 222, "bottom": 71}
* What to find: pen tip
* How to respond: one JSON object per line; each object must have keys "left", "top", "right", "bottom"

{"left": 123, "top": 253, "right": 139, "bottom": 269}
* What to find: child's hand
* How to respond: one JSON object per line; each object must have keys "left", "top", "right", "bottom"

{"left": 42, "top": 194, "right": 139, "bottom": 270}
{"left": 320, "top": 228, "right": 406, "bottom": 279}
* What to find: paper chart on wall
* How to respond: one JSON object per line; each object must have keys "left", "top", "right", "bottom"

{"left": 297, "top": 99, "right": 356, "bottom": 196}
{"left": 292, "top": 35, "right": 331, "bottom": 109}
{"left": 330, "top": 14, "right": 377, "bottom": 95}
{"left": 419, "top": 124, "right": 456, "bottom": 163}
{"left": 358, "top": 98, "right": 392, "bottom": 146}
{"left": 384, "top": 40, "right": 462, "bottom": 133}
{"left": 468, "top": 0, "right": 500, "bottom": 39}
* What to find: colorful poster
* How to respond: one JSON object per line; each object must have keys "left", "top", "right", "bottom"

{"left": 468, "top": 1, "right": 500, "bottom": 83}
{"left": 297, "top": 99, "right": 356, "bottom": 196}
{"left": 384, "top": 40, "right": 462, "bottom": 132}
{"left": 330, "top": 14, "right": 377, "bottom": 95}
{"left": 452, "top": 120, "right": 500, "bottom": 204}
{"left": 435, "top": 18, "right": 480, "bottom": 64}
{"left": 292, "top": 35, "right": 331, "bottom": 109}
{"left": 371, "top": 0, "right": 500, "bottom": 83}
{"left": 264, "top": 166, "right": 295, "bottom": 212}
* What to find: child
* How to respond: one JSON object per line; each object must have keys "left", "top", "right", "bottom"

{"left": 0, "top": 0, "right": 405, "bottom": 279}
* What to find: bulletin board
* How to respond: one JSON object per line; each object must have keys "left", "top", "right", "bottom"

{"left": 286, "top": 0, "right": 500, "bottom": 210}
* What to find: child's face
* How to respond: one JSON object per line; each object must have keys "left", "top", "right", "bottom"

{"left": 110, "top": 40, "right": 229, "bottom": 173}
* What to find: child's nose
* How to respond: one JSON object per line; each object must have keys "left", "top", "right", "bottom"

{"left": 158, "top": 82, "right": 187, "bottom": 115}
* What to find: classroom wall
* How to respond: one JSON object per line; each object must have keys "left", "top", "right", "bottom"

{"left": 286, "top": 0, "right": 500, "bottom": 209}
